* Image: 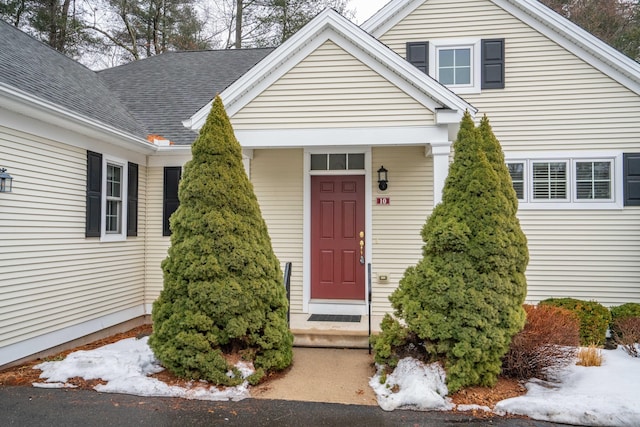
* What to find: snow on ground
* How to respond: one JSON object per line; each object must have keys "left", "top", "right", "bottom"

{"left": 33, "top": 337, "right": 252, "bottom": 402}
{"left": 32, "top": 337, "right": 640, "bottom": 426}
{"left": 373, "top": 350, "right": 640, "bottom": 427}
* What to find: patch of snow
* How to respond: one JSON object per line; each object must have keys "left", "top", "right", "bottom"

{"left": 456, "top": 404, "right": 492, "bottom": 413}
{"left": 369, "top": 357, "right": 454, "bottom": 411}
{"left": 495, "top": 348, "right": 640, "bottom": 426}
{"left": 32, "top": 382, "right": 76, "bottom": 389}
{"left": 34, "top": 336, "right": 252, "bottom": 401}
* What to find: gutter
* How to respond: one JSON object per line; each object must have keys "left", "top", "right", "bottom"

{"left": 0, "top": 82, "right": 157, "bottom": 154}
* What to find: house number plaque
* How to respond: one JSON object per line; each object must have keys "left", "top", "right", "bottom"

{"left": 376, "top": 197, "right": 390, "bottom": 205}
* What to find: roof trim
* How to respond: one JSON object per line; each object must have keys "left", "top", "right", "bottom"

{"left": 363, "top": 0, "right": 640, "bottom": 95}
{"left": 0, "top": 82, "right": 156, "bottom": 154}
{"left": 185, "top": 8, "right": 475, "bottom": 130}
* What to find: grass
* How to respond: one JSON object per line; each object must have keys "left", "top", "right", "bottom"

{"left": 576, "top": 345, "right": 603, "bottom": 367}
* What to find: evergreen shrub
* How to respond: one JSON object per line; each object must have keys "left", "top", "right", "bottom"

{"left": 610, "top": 303, "right": 640, "bottom": 321}
{"left": 539, "top": 298, "right": 611, "bottom": 346}
{"left": 502, "top": 304, "right": 579, "bottom": 381}
{"left": 373, "top": 113, "right": 528, "bottom": 393}
{"left": 149, "top": 95, "right": 293, "bottom": 386}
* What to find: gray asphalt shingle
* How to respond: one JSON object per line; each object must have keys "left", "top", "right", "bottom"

{"left": 98, "top": 48, "right": 273, "bottom": 145}
{"left": 0, "top": 20, "right": 274, "bottom": 146}
{"left": 0, "top": 20, "right": 148, "bottom": 138}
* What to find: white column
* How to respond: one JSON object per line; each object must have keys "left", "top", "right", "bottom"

{"left": 242, "top": 149, "right": 253, "bottom": 178}
{"left": 430, "top": 141, "right": 453, "bottom": 206}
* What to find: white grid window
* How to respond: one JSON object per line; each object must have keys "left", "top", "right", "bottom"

{"left": 507, "top": 162, "right": 525, "bottom": 200}
{"left": 504, "top": 155, "right": 620, "bottom": 209}
{"left": 532, "top": 161, "right": 568, "bottom": 200}
{"left": 576, "top": 161, "right": 612, "bottom": 200}
{"left": 438, "top": 48, "right": 471, "bottom": 85}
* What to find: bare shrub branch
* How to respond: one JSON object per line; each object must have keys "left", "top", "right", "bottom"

{"left": 502, "top": 304, "right": 580, "bottom": 381}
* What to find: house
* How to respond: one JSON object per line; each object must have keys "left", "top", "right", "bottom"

{"left": 1, "top": 0, "right": 639, "bottom": 368}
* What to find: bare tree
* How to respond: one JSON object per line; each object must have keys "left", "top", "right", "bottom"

{"left": 539, "top": 0, "right": 640, "bottom": 61}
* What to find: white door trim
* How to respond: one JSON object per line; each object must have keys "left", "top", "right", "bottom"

{"left": 302, "top": 147, "right": 373, "bottom": 313}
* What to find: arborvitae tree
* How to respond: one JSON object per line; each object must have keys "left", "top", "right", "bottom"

{"left": 374, "top": 112, "right": 528, "bottom": 393}
{"left": 149, "top": 95, "right": 293, "bottom": 386}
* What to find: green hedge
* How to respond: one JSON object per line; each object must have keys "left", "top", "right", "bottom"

{"left": 539, "top": 298, "right": 611, "bottom": 346}
{"left": 610, "top": 303, "right": 640, "bottom": 321}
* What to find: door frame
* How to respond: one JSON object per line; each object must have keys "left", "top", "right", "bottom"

{"left": 303, "top": 147, "right": 373, "bottom": 315}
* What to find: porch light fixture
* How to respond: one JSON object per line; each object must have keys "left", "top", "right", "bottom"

{"left": 377, "top": 166, "right": 388, "bottom": 191}
{"left": 0, "top": 168, "right": 13, "bottom": 193}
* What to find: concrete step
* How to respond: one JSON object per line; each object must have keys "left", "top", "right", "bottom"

{"left": 289, "top": 313, "right": 382, "bottom": 349}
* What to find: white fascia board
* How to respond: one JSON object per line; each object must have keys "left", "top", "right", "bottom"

{"left": 495, "top": 0, "right": 640, "bottom": 95}
{"left": 0, "top": 82, "right": 156, "bottom": 154}
{"left": 362, "top": 0, "right": 640, "bottom": 95}
{"left": 235, "top": 125, "right": 449, "bottom": 149}
{"left": 361, "top": 0, "right": 425, "bottom": 37}
{"left": 185, "top": 8, "right": 474, "bottom": 131}
{"left": 147, "top": 145, "right": 192, "bottom": 167}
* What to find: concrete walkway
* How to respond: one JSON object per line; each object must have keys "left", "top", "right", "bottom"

{"left": 252, "top": 347, "right": 378, "bottom": 405}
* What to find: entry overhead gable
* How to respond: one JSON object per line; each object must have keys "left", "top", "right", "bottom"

{"left": 363, "top": 0, "right": 640, "bottom": 96}
{"left": 184, "top": 8, "right": 475, "bottom": 131}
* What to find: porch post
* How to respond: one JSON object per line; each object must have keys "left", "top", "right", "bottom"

{"left": 430, "top": 141, "right": 452, "bottom": 206}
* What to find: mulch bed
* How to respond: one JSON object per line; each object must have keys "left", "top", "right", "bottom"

{"left": 0, "top": 325, "right": 527, "bottom": 415}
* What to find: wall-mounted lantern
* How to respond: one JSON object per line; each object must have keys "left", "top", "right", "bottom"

{"left": 0, "top": 168, "right": 13, "bottom": 193}
{"left": 377, "top": 166, "right": 388, "bottom": 191}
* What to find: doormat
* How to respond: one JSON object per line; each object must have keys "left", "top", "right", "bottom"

{"left": 307, "top": 314, "right": 362, "bottom": 323}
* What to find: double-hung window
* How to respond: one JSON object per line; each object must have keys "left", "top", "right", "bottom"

{"left": 506, "top": 155, "right": 620, "bottom": 209}
{"left": 106, "top": 163, "right": 123, "bottom": 234}
{"left": 86, "top": 151, "right": 137, "bottom": 240}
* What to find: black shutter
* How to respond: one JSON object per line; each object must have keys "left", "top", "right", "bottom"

{"left": 127, "top": 162, "right": 139, "bottom": 236}
{"left": 85, "top": 151, "right": 102, "bottom": 237}
{"left": 624, "top": 153, "right": 640, "bottom": 206}
{"left": 406, "top": 42, "right": 429, "bottom": 74}
{"left": 163, "top": 167, "right": 182, "bottom": 236}
{"left": 481, "top": 38, "right": 505, "bottom": 89}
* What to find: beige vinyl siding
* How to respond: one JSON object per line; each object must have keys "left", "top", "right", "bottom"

{"left": 0, "top": 127, "right": 146, "bottom": 349}
{"left": 380, "top": 0, "right": 640, "bottom": 151}
{"left": 232, "top": 40, "right": 435, "bottom": 130}
{"left": 370, "top": 146, "right": 432, "bottom": 315}
{"left": 251, "top": 149, "right": 304, "bottom": 312}
{"left": 144, "top": 166, "right": 170, "bottom": 304}
{"left": 520, "top": 210, "right": 640, "bottom": 305}
{"left": 376, "top": 0, "right": 640, "bottom": 306}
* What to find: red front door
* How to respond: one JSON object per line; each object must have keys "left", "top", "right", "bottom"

{"left": 311, "top": 175, "right": 366, "bottom": 300}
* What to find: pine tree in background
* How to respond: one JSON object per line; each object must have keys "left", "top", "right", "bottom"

{"left": 374, "top": 112, "right": 528, "bottom": 393}
{"left": 149, "top": 95, "right": 293, "bottom": 386}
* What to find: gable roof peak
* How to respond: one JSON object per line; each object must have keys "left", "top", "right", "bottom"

{"left": 185, "top": 7, "right": 475, "bottom": 130}
{"left": 363, "top": 0, "right": 640, "bottom": 95}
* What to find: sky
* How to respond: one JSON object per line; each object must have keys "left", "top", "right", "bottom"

{"left": 350, "top": 0, "right": 391, "bottom": 24}
{"left": 33, "top": 336, "right": 640, "bottom": 426}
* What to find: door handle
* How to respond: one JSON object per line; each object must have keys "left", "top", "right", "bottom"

{"left": 359, "top": 231, "right": 365, "bottom": 264}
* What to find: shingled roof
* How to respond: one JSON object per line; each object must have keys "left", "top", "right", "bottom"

{"left": 98, "top": 48, "right": 273, "bottom": 145}
{"left": 0, "top": 20, "right": 274, "bottom": 146}
{"left": 0, "top": 20, "right": 148, "bottom": 138}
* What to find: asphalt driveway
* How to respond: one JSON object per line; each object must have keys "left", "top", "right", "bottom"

{"left": 1, "top": 386, "right": 571, "bottom": 426}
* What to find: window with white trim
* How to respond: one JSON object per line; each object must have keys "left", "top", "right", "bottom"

{"left": 507, "top": 162, "right": 525, "bottom": 200}
{"left": 437, "top": 47, "right": 471, "bottom": 86}
{"left": 532, "top": 161, "right": 568, "bottom": 201}
{"left": 506, "top": 157, "right": 618, "bottom": 208}
{"left": 575, "top": 161, "right": 612, "bottom": 200}
{"left": 106, "top": 163, "right": 123, "bottom": 233}
{"left": 429, "top": 39, "right": 481, "bottom": 94}
{"left": 101, "top": 155, "right": 128, "bottom": 241}
{"left": 310, "top": 153, "right": 365, "bottom": 171}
